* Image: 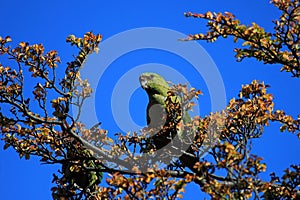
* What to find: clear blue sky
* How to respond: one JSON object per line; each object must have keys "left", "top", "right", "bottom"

{"left": 0, "top": 0, "right": 299, "bottom": 199}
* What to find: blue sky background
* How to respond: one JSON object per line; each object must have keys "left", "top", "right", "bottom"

{"left": 0, "top": 0, "right": 299, "bottom": 199}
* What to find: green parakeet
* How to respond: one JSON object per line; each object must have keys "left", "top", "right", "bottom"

{"left": 139, "top": 72, "right": 198, "bottom": 170}
{"left": 139, "top": 72, "right": 190, "bottom": 128}
{"left": 139, "top": 72, "right": 171, "bottom": 128}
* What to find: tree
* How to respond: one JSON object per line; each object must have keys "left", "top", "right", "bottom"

{"left": 0, "top": 0, "right": 299, "bottom": 199}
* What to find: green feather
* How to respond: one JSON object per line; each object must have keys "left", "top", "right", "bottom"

{"left": 139, "top": 72, "right": 199, "bottom": 172}
{"left": 139, "top": 72, "right": 191, "bottom": 134}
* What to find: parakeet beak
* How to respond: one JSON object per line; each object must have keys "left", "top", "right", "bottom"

{"left": 139, "top": 75, "right": 148, "bottom": 89}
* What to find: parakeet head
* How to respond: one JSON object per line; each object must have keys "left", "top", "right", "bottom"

{"left": 139, "top": 72, "right": 170, "bottom": 96}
